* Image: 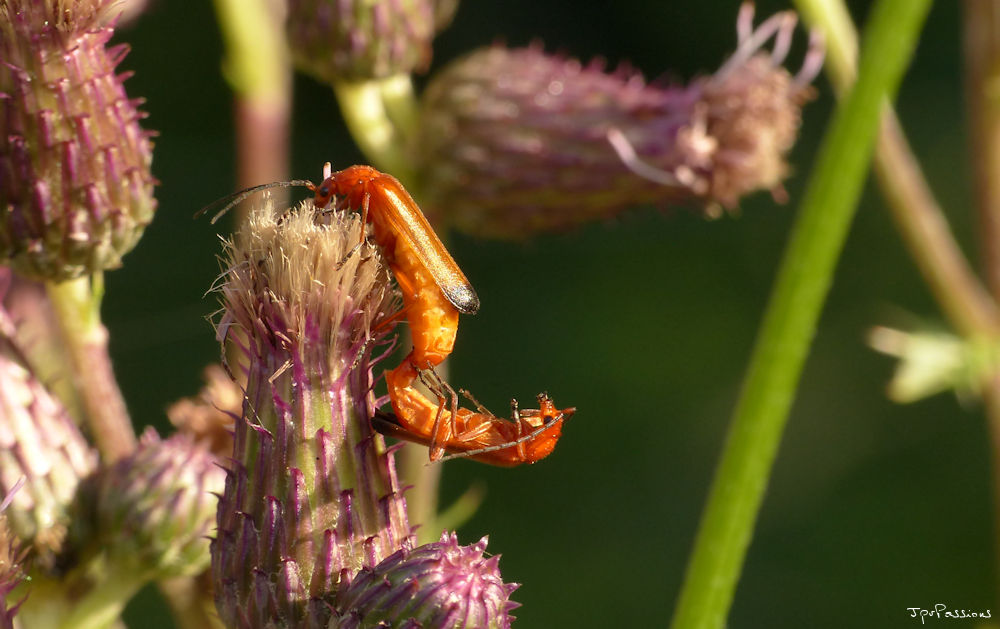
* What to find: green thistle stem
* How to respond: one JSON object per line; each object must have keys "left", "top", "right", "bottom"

{"left": 16, "top": 564, "right": 144, "bottom": 629}
{"left": 963, "top": 0, "right": 1000, "bottom": 607}
{"left": 212, "top": 0, "right": 292, "bottom": 219}
{"left": 795, "top": 0, "right": 859, "bottom": 88}
{"left": 45, "top": 276, "right": 135, "bottom": 462}
{"left": 797, "top": 0, "right": 1000, "bottom": 337}
{"left": 333, "top": 77, "right": 418, "bottom": 184}
{"left": 669, "top": 1, "right": 932, "bottom": 628}
{"left": 378, "top": 74, "right": 421, "bottom": 145}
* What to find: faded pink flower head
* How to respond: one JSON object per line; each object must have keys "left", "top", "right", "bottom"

{"left": 416, "top": 5, "right": 822, "bottom": 238}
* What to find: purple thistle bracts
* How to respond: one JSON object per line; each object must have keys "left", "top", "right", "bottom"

{"left": 0, "top": 0, "right": 157, "bottom": 280}
{"left": 74, "top": 430, "right": 225, "bottom": 579}
{"left": 211, "top": 201, "right": 412, "bottom": 627}
{"left": 0, "top": 289, "right": 97, "bottom": 571}
{"left": 416, "top": 7, "right": 822, "bottom": 239}
{"left": 332, "top": 532, "right": 519, "bottom": 629}
{"left": 287, "top": 0, "right": 459, "bottom": 82}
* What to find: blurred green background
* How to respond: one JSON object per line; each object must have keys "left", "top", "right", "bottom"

{"left": 105, "top": 0, "right": 992, "bottom": 627}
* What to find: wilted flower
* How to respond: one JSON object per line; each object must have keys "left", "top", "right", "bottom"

{"left": 287, "top": 0, "right": 459, "bottom": 82}
{"left": 211, "top": 200, "right": 411, "bottom": 627}
{"left": 416, "top": 5, "right": 823, "bottom": 238}
{"left": 0, "top": 0, "right": 157, "bottom": 280}
{"left": 332, "top": 532, "right": 519, "bottom": 629}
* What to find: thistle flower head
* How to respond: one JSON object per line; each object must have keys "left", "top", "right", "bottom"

{"left": 416, "top": 6, "right": 821, "bottom": 238}
{"left": 333, "top": 532, "right": 519, "bottom": 629}
{"left": 70, "top": 430, "right": 224, "bottom": 579}
{"left": 287, "top": 0, "right": 459, "bottom": 82}
{"left": 211, "top": 199, "right": 411, "bottom": 627}
{"left": 0, "top": 298, "right": 97, "bottom": 570}
{"left": 0, "top": 0, "right": 157, "bottom": 280}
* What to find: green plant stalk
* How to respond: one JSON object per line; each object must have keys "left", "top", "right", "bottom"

{"left": 795, "top": 0, "right": 859, "bottom": 88}
{"left": 965, "top": 0, "right": 1000, "bottom": 301}
{"left": 212, "top": 0, "right": 291, "bottom": 217}
{"left": 333, "top": 77, "right": 418, "bottom": 185}
{"left": 963, "top": 0, "right": 1000, "bottom": 605}
{"left": 15, "top": 561, "right": 149, "bottom": 629}
{"left": 45, "top": 276, "right": 135, "bottom": 462}
{"left": 669, "top": 1, "right": 932, "bottom": 627}
{"left": 378, "top": 74, "right": 421, "bottom": 144}
{"left": 797, "top": 0, "right": 1000, "bottom": 338}
{"left": 157, "top": 575, "right": 225, "bottom": 629}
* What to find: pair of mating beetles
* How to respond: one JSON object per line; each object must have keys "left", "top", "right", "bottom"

{"left": 204, "top": 163, "right": 574, "bottom": 466}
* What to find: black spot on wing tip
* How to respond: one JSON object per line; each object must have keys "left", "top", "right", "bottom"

{"left": 447, "top": 285, "right": 480, "bottom": 315}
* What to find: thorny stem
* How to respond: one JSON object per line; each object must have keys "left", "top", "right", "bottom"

{"left": 964, "top": 0, "right": 1000, "bottom": 605}
{"left": 44, "top": 276, "right": 135, "bottom": 462}
{"left": 670, "top": 1, "right": 931, "bottom": 627}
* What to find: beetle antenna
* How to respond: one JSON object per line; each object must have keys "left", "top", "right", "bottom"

{"left": 195, "top": 179, "right": 316, "bottom": 224}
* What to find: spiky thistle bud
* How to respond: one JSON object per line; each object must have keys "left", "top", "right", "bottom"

{"left": 211, "top": 200, "right": 412, "bottom": 628}
{"left": 0, "top": 0, "right": 157, "bottom": 280}
{"left": 287, "top": 0, "right": 459, "bottom": 82}
{"left": 416, "top": 6, "right": 822, "bottom": 239}
{"left": 72, "top": 430, "right": 224, "bottom": 580}
{"left": 332, "top": 532, "right": 519, "bottom": 629}
{"left": 0, "top": 297, "right": 97, "bottom": 571}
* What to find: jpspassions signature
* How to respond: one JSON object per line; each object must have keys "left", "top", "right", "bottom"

{"left": 907, "top": 604, "right": 991, "bottom": 624}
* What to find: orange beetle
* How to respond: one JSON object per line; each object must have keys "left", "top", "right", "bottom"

{"left": 201, "top": 164, "right": 574, "bottom": 464}
{"left": 307, "top": 164, "right": 477, "bottom": 400}
{"left": 373, "top": 382, "right": 574, "bottom": 466}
